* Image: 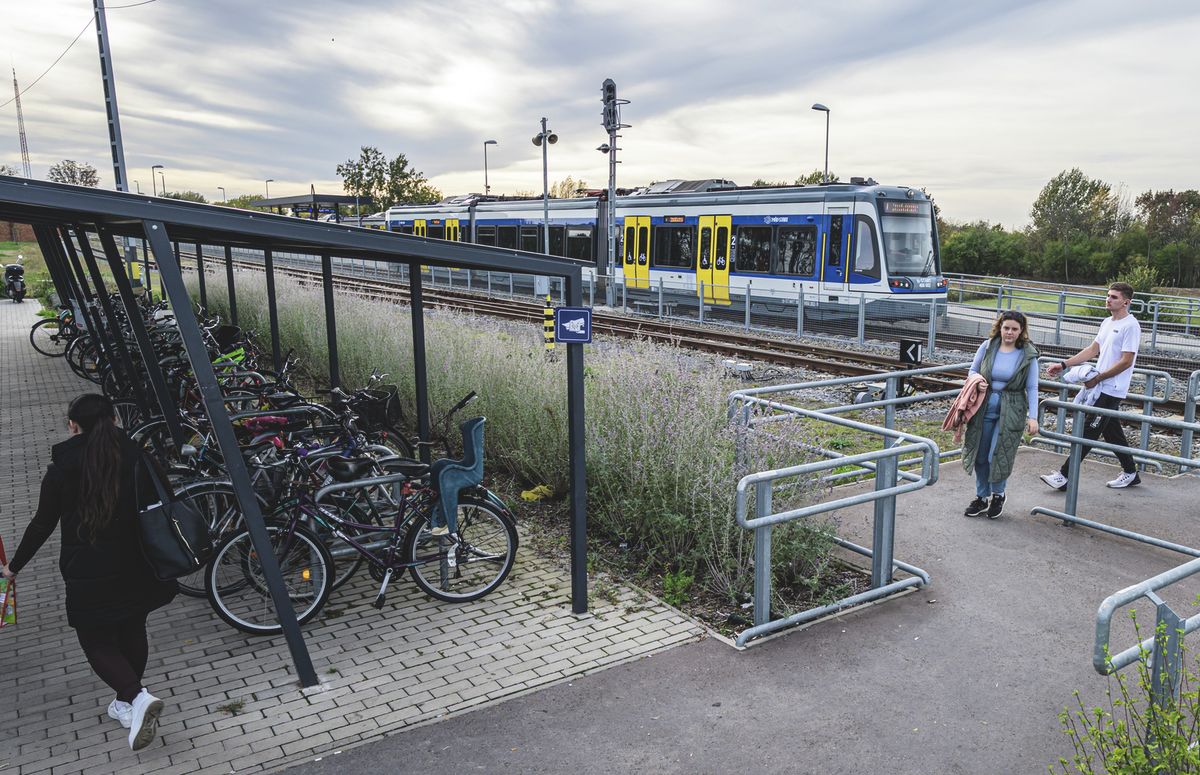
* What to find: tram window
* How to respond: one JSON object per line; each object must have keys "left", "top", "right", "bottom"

{"left": 698, "top": 227, "right": 712, "bottom": 269}
{"left": 777, "top": 226, "right": 817, "bottom": 276}
{"left": 735, "top": 227, "right": 772, "bottom": 273}
{"left": 624, "top": 226, "right": 636, "bottom": 264}
{"left": 550, "top": 226, "right": 566, "bottom": 256}
{"left": 652, "top": 226, "right": 695, "bottom": 269}
{"left": 520, "top": 226, "right": 540, "bottom": 253}
{"left": 497, "top": 226, "right": 518, "bottom": 250}
{"left": 715, "top": 226, "right": 729, "bottom": 270}
{"left": 398, "top": 226, "right": 415, "bottom": 235}
{"left": 853, "top": 218, "right": 880, "bottom": 278}
{"left": 476, "top": 226, "right": 495, "bottom": 245}
{"left": 637, "top": 226, "right": 649, "bottom": 265}
{"left": 828, "top": 217, "right": 844, "bottom": 267}
{"left": 567, "top": 227, "right": 593, "bottom": 262}
{"left": 428, "top": 225, "right": 445, "bottom": 240}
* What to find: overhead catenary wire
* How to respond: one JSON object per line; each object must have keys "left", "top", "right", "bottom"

{"left": 0, "top": 0, "right": 160, "bottom": 112}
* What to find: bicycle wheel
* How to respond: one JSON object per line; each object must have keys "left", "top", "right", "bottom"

{"left": 206, "top": 522, "right": 332, "bottom": 636}
{"left": 402, "top": 495, "right": 518, "bottom": 603}
{"left": 66, "top": 337, "right": 101, "bottom": 381}
{"left": 174, "top": 482, "right": 246, "bottom": 597}
{"left": 30, "top": 318, "right": 69, "bottom": 357}
{"left": 305, "top": 504, "right": 369, "bottom": 592}
{"left": 111, "top": 398, "right": 149, "bottom": 432}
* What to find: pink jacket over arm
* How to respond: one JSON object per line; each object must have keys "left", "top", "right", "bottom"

{"left": 941, "top": 373, "right": 989, "bottom": 443}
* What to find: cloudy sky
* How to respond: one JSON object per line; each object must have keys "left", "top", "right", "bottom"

{"left": 3, "top": 0, "right": 1198, "bottom": 227}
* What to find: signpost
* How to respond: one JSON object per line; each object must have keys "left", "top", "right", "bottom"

{"left": 554, "top": 307, "right": 593, "bottom": 344}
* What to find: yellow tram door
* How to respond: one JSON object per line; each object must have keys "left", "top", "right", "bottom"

{"left": 414, "top": 219, "right": 427, "bottom": 237}
{"left": 622, "top": 216, "right": 650, "bottom": 289}
{"left": 445, "top": 219, "right": 460, "bottom": 242}
{"left": 697, "top": 215, "right": 732, "bottom": 305}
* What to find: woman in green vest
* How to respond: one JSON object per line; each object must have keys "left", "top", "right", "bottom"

{"left": 962, "top": 311, "right": 1040, "bottom": 519}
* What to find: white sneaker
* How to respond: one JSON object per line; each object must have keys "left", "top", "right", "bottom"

{"left": 107, "top": 699, "right": 132, "bottom": 729}
{"left": 430, "top": 524, "right": 449, "bottom": 536}
{"left": 127, "top": 688, "right": 164, "bottom": 751}
{"left": 1106, "top": 471, "right": 1142, "bottom": 489}
{"left": 1040, "top": 471, "right": 1068, "bottom": 491}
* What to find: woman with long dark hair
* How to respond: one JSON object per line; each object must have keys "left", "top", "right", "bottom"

{"left": 1, "top": 394, "right": 177, "bottom": 751}
{"left": 961, "top": 311, "right": 1041, "bottom": 519}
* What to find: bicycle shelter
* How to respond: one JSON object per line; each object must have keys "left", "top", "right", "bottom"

{"left": 0, "top": 175, "right": 591, "bottom": 689}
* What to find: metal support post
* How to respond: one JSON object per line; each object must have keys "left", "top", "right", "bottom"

{"left": 797, "top": 287, "right": 805, "bottom": 337}
{"left": 927, "top": 298, "right": 937, "bottom": 357}
{"left": 657, "top": 277, "right": 664, "bottom": 318}
{"left": 1055, "top": 293, "right": 1065, "bottom": 345}
{"left": 31, "top": 225, "right": 76, "bottom": 307}
{"left": 145, "top": 219, "right": 318, "bottom": 688}
{"left": 565, "top": 270, "right": 588, "bottom": 614}
{"left": 224, "top": 245, "right": 237, "bottom": 325}
{"left": 857, "top": 294, "right": 866, "bottom": 344}
{"left": 410, "top": 264, "right": 431, "bottom": 463}
{"left": 196, "top": 242, "right": 207, "bottom": 309}
{"left": 1150, "top": 303, "right": 1160, "bottom": 350}
{"left": 60, "top": 229, "right": 119, "bottom": 371}
{"left": 1149, "top": 594, "right": 1184, "bottom": 710}
{"left": 698, "top": 282, "right": 705, "bottom": 323}
{"left": 1062, "top": 406, "right": 1086, "bottom": 520}
{"left": 871, "top": 378, "right": 899, "bottom": 587}
{"left": 1140, "top": 375, "right": 1156, "bottom": 472}
{"left": 263, "top": 248, "right": 282, "bottom": 373}
{"left": 753, "top": 484, "right": 772, "bottom": 627}
{"left": 744, "top": 281, "right": 752, "bottom": 330}
{"left": 1182, "top": 372, "right": 1198, "bottom": 474}
{"left": 320, "top": 253, "right": 340, "bottom": 389}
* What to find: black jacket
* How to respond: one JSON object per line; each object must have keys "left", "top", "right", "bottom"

{"left": 9, "top": 432, "right": 177, "bottom": 628}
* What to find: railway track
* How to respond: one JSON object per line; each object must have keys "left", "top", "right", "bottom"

{"left": 195, "top": 255, "right": 1190, "bottom": 415}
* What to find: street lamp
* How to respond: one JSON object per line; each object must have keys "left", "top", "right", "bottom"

{"left": 133, "top": 180, "right": 141, "bottom": 194}
{"left": 218, "top": 186, "right": 226, "bottom": 203}
{"left": 158, "top": 170, "right": 166, "bottom": 195}
{"left": 531, "top": 118, "right": 557, "bottom": 255}
{"left": 811, "top": 103, "right": 830, "bottom": 184}
{"left": 151, "top": 164, "right": 163, "bottom": 196}
{"left": 265, "top": 179, "right": 274, "bottom": 199}
{"left": 483, "top": 139, "right": 498, "bottom": 196}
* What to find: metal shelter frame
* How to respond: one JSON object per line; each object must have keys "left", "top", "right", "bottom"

{"left": 0, "top": 176, "right": 590, "bottom": 689}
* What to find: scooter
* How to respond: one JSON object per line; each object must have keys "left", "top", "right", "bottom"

{"left": 4, "top": 260, "right": 25, "bottom": 303}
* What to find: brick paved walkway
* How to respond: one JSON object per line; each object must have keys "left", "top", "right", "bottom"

{"left": 0, "top": 300, "right": 705, "bottom": 774}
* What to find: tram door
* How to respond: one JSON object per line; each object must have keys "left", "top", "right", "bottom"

{"left": 413, "top": 219, "right": 427, "bottom": 237}
{"left": 820, "top": 208, "right": 851, "bottom": 296}
{"left": 622, "top": 216, "right": 650, "bottom": 289}
{"left": 445, "top": 219, "right": 461, "bottom": 241}
{"left": 696, "top": 215, "right": 732, "bottom": 305}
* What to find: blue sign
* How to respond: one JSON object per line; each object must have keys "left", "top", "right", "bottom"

{"left": 554, "top": 307, "right": 592, "bottom": 344}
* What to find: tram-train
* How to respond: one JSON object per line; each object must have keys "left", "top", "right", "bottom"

{"left": 384, "top": 178, "right": 946, "bottom": 318}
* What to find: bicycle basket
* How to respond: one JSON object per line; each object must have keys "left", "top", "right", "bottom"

{"left": 210, "top": 325, "right": 243, "bottom": 351}
{"left": 356, "top": 385, "right": 401, "bottom": 429}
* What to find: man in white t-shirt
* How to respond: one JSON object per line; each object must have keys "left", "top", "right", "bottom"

{"left": 1040, "top": 282, "right": 1142, "bottom": 490}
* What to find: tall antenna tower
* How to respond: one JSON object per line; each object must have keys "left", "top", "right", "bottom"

{"left": 12, "top": 68, "right": 32, "bottom": 177}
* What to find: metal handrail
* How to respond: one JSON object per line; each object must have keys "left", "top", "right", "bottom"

{"left": 1095, "top": 558, "right": 1200, "bottom": 675}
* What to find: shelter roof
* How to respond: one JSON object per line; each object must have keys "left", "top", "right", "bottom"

{"left": 0, "top": 176, "right": 587, "bottom": 276}
{"left": 250, "top": 194, "right": 370, "bottom": 208}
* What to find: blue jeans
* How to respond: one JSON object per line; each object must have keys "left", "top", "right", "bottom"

{"left": 974, "top": 413, "right": 1007, "bottom": 498}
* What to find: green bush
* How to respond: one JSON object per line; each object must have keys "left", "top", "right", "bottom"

{"left": 1053, "top": 615, "right": 1200, "bottom": 774}
{"left": 190, "top": 271, "right": 836, "bottom": 606}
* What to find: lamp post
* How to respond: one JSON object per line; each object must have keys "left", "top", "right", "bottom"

{"left": 151, "top": 164, "right": 163, "bottom": 196}
{"left": 218, "top": 186, "right": 226, "bottom": 203}
{"left": 811, "top": 103, "right": 830, "bottom": 184}
{"left": 483, "top": 139, "right": 498, "bottom": 196}
{"left": 532, "top": 118, "right": 557, "bottom": 254}
{"left": 158, "top": 170, "right": 166, "bottom": 195}
{"left": 265, "top": 179, "right": 274, "bottom": 199}
{"left": 133, "top": 180, "right": 141, "bottom": 194}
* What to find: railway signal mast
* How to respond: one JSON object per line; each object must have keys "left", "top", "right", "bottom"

{"left": 599, "top": 79, "right": 629, "bottom": 305}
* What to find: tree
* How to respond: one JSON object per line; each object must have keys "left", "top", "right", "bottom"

{"left": 1135, "top": 189, "right": 1200, "bottom": 246}
{"left": 222, "top": 193, "right": 269, "bottom": 211}
{"left": 162, "top": 191, "right": 208, "bottom": 204}
{"left": 1030, "top": 168, "right": 1120, "bottom": 243}
{"left": 550, "top": 176, "right": 587, "bottom": 199}
{"left": 336, "top": 146, "right": 442, "bottom": 208}
{"left": 751, "top": 170, "right": 839, "bottom": 187}
{"left": 46, "top": 160, "right": 100, "bottom": 187}
{"left": 0, "top": 163, "right": 18, "bottom": 177}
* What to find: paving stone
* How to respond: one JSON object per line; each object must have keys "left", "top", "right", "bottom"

{"left": 0, "top": 298, "right": 704, "bottom": 774}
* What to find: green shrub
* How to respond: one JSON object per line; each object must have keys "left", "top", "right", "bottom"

{"left": 1053, "top": 614, "right": 1200, "bottom": 774}
{"left": 190, "top": 271, "right": 836, "bottom": 607}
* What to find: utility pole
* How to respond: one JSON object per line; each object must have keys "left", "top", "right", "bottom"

{"left": 93, "top": 0, "right": 139, "bottom": 276}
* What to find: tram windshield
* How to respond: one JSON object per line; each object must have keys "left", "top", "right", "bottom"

{"left": 879, "top": 200, "right": 938, "bottom": 277}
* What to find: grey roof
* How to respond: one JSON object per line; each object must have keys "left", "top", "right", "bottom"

{"left": 250, "top": 193, "right": 372, "bottom": 208}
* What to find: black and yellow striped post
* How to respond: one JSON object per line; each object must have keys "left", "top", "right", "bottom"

{"left": 544, "top": 295, "right": 556, "bottom": 356}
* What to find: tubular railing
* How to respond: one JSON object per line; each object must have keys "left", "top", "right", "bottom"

{"left": 1031, "top": 399, "right": 1200, "bottom": 556}
{"left": 728, "top": 366, "right": 943, "bottom": 646}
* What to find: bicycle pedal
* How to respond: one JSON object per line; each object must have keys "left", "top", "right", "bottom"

{"left": 372, "top": 594, "right": 386, "bottom": 609}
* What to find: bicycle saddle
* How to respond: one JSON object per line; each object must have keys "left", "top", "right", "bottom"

{"left": 326, "top": 455, "right": 377, "bottom": 483}
{"left": 382, "top": 459, "right": 429, "bottom": 479}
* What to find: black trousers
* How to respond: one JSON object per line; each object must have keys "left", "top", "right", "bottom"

{"left": 75, "top": 614, "right": 149, "bottom": 703}
{"left": 1059, "top": 392, "right": 1137, "bottom": 477}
